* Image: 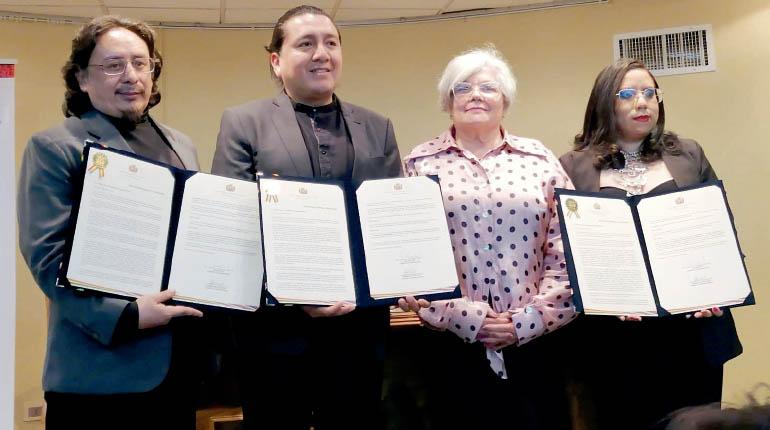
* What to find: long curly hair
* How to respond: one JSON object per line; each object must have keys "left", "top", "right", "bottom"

{"left": 61, "top": 15, "right": 163, "bottom": 118}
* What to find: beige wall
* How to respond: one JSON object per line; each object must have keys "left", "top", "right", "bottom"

{"left": 4, "top": 0, "right": 769, "bottom": 427}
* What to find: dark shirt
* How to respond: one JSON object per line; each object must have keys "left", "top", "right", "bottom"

{"left": 102, "top": 111, "right": 185, "bottom": 342}
{"left": 291, "top": 96, "right": 354, "bottom": 180}
{"left": 105, "top": 113, "right": 185, "bottom": 170}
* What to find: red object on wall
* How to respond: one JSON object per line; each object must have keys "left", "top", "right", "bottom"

{"left": 0, "top": 64, "right": 15, "bottom": 78}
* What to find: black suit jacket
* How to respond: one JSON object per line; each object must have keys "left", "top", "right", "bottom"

{"left": 559, "top": 138, "right": 742, "bottom": 366}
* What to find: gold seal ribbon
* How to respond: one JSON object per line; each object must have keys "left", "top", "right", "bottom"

{"left": 565, "top": 198, "right": 580, "bottom": 219}
{"left": 87, "top": 152, "right": 109, "bottom": 178}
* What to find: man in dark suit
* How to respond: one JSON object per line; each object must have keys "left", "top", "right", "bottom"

{"left": 211, "top": 5, "right": 401, "bottom": 430}
{"left": 17, "top": 16, "right": 203, "bottom": 430}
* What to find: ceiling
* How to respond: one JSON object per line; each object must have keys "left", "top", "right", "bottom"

{"left": 0, "top": 0, "right": 606, "bottom": 28}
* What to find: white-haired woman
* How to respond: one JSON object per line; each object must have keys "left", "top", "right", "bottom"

{"left": 399, "top": 47, "right": 576, "bottom": 428}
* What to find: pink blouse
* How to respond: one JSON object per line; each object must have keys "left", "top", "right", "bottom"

{"left": 404, "top": 128, "right": 576, "bottom": 376}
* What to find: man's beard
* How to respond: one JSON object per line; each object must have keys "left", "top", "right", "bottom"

{"left": 122, "top": 107, "right": 146, "bottom": 123}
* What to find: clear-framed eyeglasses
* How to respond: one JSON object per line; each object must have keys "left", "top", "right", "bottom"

{"left": 88, "top": 58, "right": 157, "bottom": 76}
{"left": 616, "top": 87, "right": 663, "bottom": 103}
{"left": 452, "top": 81, "right": 502, "bottom": 98}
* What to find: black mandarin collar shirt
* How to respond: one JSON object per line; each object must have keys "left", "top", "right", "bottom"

{"left": 290, "top": 95, "right": 354, "bottom": 181}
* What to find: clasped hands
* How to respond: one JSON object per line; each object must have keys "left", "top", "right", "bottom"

{"left": 397, "top": 296, "right": 518, "bottom": 350}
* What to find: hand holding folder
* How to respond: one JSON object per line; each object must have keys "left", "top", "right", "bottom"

{"left": 555, "top": 181, "right": 754, "bottom": 317}
{"left": 60, "top": 144, "right": 462, "bottom": 311}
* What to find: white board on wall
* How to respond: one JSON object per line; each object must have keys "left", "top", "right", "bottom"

{"left": 0, "top": 58, "right": 17, "bottom": 429}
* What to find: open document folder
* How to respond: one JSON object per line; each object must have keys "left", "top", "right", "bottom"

{"left": 260, "top": 175, "right": 460, "bottom": 307}
{"left": 59, "top": 144, "right": 263, "bottom": 311}
{"left": 59, "top": 144, "right": 460, "bottom": 310}
{"left": 555, "top": 181, "right": 753, "bottom": 316}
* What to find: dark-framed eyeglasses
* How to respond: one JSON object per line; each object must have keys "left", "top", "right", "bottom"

{"left": 616, "top": 87, "right": 663, "bottom": 103}
{"left": 88, "top": 58, "right": 157, "bottom": 76}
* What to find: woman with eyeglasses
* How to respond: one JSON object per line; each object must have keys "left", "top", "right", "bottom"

{"left": 398, "top": 46, "right": 575, "bottom": 429}
{"left": 559, "top": 59, "right": 742, "bottom": 430}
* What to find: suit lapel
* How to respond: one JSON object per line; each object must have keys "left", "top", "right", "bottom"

{"left": 572, "top": 148, "right": 602, "bottom": 192}
{"left": 341, "top": 101, "right": 371, "bottom": 184}
{"left": 271, "top": 92, "right": 312, "bottom": 176}
{"left": 341, "top": 102, "right": 369, "bottom": 155}
{"left": 661, "top": 151, "right": 693, "bottom": 187}
{"left": 79, "top": 110, "right": 133, "bottom": 153}
{"left": 152, "top": 118, "right": 197, "bottom": 170}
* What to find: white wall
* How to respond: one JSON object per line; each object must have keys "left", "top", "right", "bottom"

{"left": 1, "top": 58, "right": 17, "bottom": 430}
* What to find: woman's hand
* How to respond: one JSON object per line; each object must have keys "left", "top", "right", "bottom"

{"left": 397, "top": 296, "right": 430, "bottom": 312}
{"left": 618, "top": 315, "right": 643, "bottom": 322}
{"left": 477, "top": 309, "right": 516, "bottom": 350}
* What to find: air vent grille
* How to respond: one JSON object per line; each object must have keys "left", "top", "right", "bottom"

{"left": 614, "top": 25, "right": 716, "bottom": 76}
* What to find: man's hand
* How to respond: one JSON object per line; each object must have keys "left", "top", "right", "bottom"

{"left": 136, "top": 289, "right": 203, "bottom": 329}
{"left": 397, "top": 296, "right": 430, "bottom": 312}
{"left": 301, "top": 301, "right": 356, "bottom": 318}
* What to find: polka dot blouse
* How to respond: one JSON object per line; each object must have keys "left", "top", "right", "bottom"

{"left": 404, "top": 128, "right": 577, "bottom": 357}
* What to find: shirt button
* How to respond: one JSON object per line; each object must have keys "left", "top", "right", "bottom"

{"left": 321, "top": 150, "right": 328, "bottom": 155}
{"left": 484, "top": 244, "right": 493, "bottom": 251}
{"left": 481, "top": 212, "right": 489, "bottom": 218}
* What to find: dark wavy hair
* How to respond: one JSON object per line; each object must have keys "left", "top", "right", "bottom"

{"left": 264, "top": 5, "right": 341, "bottom": 82}
{"left": 573, "top": 58, "right": 680, "bottom": 169}
{"left": 62, "top": 15, "right": 163, "bottom": 118}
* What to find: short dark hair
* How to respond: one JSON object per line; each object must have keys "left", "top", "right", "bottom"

{"left": 61, "top": 15, "right": 163, "bottom": 118}
{"left": 665, "top": 385, "right": 770, "bottom": 430}
{"left": 264, "top": 5, "right": 341, "bottom": 82}
{"left": 573, "top": 58, "right": 679, "bottom": 168}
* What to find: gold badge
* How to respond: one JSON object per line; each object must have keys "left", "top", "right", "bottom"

{"left": 87, "top": 152, "right": 109, "bottom": 178}
{"left": 565, "top": 198, "right": 580, "bottom": 219}
{"left": 264, "top": 192, "right": 279, "bottom": 203}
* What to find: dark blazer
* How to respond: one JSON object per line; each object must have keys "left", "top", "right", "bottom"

{"left": 559, "top": 138, "right": 742, "bottom": 366}
{"left": 211, "top": 91, "right": 402, "bottom": 346}
{"left": 212, "top": 92, "right": 402, "bottom": 187}
{"left": 17, "top": 110, "right": 198, "bottom": 393}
